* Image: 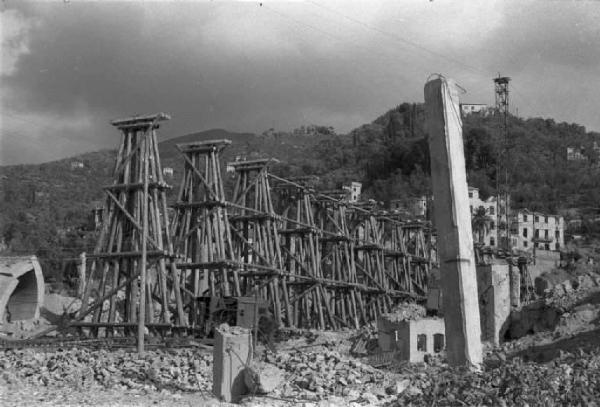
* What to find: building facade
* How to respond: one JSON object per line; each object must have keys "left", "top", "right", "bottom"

{"left": 510, "top": 210, "right": 565, "bottom": 252}
{"left": 390, "top": 196, "right": 428, "bottom": 218}
{"left": 468, "top": 186, "right": 498, "bottom": 247}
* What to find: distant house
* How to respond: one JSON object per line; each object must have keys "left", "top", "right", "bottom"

{"left": 460, "top": 103, "right": 489, "bottom": 116}
{"left": 468, "top": 186, "right": 498, "bottom": 247}
{"left": 566, "top": 147, "right": 586, "bottom": 161}
{"left": 510, "top": 210, "right": 565, "bottom": 252}
{"left": 70, "top": 161, "right": 84, "bottom": 169}
{"left": 390, "top": 196, "right": 428, "bottom": 218}
{"left": 343, "top": 182, "right": 362, "bottom": 203}
{"left": 162, "top": 167, "right": 174, "bottom": 177}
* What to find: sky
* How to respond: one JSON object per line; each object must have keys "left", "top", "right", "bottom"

{"left": 1, "top": 0, "right": 599, "bottom": 165}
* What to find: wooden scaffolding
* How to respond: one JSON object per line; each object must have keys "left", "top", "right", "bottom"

{"left": 170, "top": 139, "right": 240, "bottom": 328}
{"left": 314, "top": 193, "right": 365, "bottom": 329}
{"left": 273, "top": 179, "right": 337, "bottom": 330}
{"left": 78, "top": 113, "right": 179, "bottom": 336}
{"left": 228, "top": 158, "right": 287, "bottom": 326}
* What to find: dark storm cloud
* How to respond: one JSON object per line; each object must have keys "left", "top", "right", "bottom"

{"left": 2, "top": 1, "right": 600, "bottom": 165}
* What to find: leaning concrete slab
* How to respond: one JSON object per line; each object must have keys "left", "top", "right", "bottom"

{"left": 425, "top": 77, "right": 482, "bottom": 368}
{"left": 213, "top": 324, "right": 252, "bottom": 403}
{"left": 0, "top": 256, "right": 45, "bottom": 323}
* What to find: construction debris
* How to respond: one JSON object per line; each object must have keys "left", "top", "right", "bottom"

{"left": 0, "top": 347, "right": 212, "bottom": 393}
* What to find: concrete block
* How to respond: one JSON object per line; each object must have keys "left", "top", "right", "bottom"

{"left": 377, "top": 315, "right": 445, "bottom": 363}
{"left": 476, "top": 264, "right": 510, "bottom": 346}
{"left": 213, "top": 324, "right": 252, "bottom": 402}
{"left": 244, "top": 361, "right": 284, "bottom": 394}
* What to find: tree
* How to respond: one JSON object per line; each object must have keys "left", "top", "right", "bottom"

{"left": 471, "top": 206, "right": 492, "bottom": 244}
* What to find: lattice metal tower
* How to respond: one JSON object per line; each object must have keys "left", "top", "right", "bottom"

{"left": 494, "top": 75, "right": 511, "bottom": 249}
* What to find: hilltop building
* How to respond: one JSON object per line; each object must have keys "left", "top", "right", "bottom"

{"left": 343, "top": 182, "right": 362, "bottom": 203}
{"left": 460, "top": 103, "right": 489, "bottom": 116}
{"left": 70, "top": 161, "right": 84, "bottom": 170}
{"left": 162, "top": 167, "right": 174, "bottom": 177}
{"left": 567, "top": 142, "right": 600, "bottom": 162}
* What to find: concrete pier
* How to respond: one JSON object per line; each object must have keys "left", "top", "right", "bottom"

{"left": 425, "top": 77, "right": 483, "bottom": 368}
{"left": 213, "top": 324, "right": 252, "bottom": 403}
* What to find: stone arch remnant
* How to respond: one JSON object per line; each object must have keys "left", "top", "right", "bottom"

{"left": 0, "top": 256, "right": 45, "bottom": 322}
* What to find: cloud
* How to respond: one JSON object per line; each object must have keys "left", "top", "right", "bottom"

{"left": 0, "top": 102, "right": 100, "bottom": 165}
{"left": 2, "top": 1, "right": 600, "bottom": 165}
{"left": 1, "top": 9, "right": 36, "bottom": 77}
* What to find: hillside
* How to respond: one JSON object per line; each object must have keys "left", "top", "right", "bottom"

{"left": 0, "top": 126, "right": 338, "bottom": 280}
{"left": 2, "top": 105, "right": 600, "bottom": 282}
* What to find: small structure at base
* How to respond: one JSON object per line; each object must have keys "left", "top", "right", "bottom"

{"left": 378, "top": 315, "right": 445, "bottom": 363}
{"left": 213, "top": 324, "right": 252, "bottom": 403}
{"left": 476, "top": 264, "right": 510, "bottom": 346}
{"left": 0, "top": 256, "right": 45, "bottom": 322}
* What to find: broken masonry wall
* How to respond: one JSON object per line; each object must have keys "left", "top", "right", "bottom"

{"left": 476, "top": 264, "right": 510, "bottom": 346}
{"left": 0, "top": 256, "right": 45, "bottom": 323}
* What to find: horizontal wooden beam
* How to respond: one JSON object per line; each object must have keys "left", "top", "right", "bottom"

{"left": 104, "top": 182, "right": 171, "bottom": 191}
{"left": 110, "top": 112, "right": 170, "bottom": 128}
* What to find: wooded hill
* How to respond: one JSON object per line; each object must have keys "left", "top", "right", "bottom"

{"left": 1, "top": 104, "right": 599, "bottom": 279}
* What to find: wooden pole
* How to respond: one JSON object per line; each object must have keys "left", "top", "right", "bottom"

{"left": 424, "top": 76, "right": 482, "bottom": 368}
{"left": 78, "top": 252, "right": 86, "bottom": 298}
{"left": 138, "top": 132, "right": 149, "bottom": 355}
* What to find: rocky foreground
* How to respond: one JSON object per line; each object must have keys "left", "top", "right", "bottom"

{"left": 2, "top": 331, "right": 600, "bottom": 406}
{"left": 4, "top": 270, "right": 600, "bottom": 406}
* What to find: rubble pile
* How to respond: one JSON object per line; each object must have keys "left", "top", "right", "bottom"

{"left": 0, "top": 347, "right": 212, "bottom": 394}
{"left": 544, "top": 270, "right": 600, "bottom": 311}
{"left": 391, "top": 349, "right": 600, "bottom": 406}
{"left": 265, "top": 349, "right": 388, "bottom": 401}
{"left": 381, "top": 303, "right": 427, "bottom": 323}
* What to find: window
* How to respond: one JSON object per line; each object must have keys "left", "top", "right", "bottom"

{"left": 545, "top": 216, "right": 548, "bottom": 223}
{"left": 490, "top": 237, "right": 495, "bottom": 246}
{"left": 523, "top": 228, "right": 528, "bottom": 238}
{"left": 535, "top": 216, "right": 540, "bottom": 222}
{"left": 556, "top": 243, "right": 560, "bottom": 250}
{"left": 524, "top": 241, "right": 528, "bottom": 247}
{"left": 523, "top": 214, "right": 528, "bottom": 221}
{"left": 433, "top": 334, "right": 445, "bottom": 353}
{"left": 417, "top": 334, "right": 427, "bottom": 352}
{"left": 491, "top": 221, "right": 495, "bottom": 230}
{"left": 489, "top": 206, "right": 495, "bottom": 215}
{"left": 545, "top": 230, "right": 549, "bottom": 239}
{"left": 555, "top": 230, "right": 560, "bottom": 238}
{"left": 535, "top": 229, "right": 540, "bottom": 238}
{"left": 468, "top": 192, "right": 473, "bottom": 198}
{"left": 545, "top": 243, "right": 550, "bottom": 250}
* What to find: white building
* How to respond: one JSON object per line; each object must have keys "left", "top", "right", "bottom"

{"left": 162, "top": 167, "right": 174, "bottom": 177}
{"left": 460, "top": 103, "right": 489, "bottom": 116}
{"left": 567, "top": 147, "right": 586, "bottom": 161}
{"left": 70, "top": 161, "right": 84, "bottom": 169}
{"left": 468, "top": 186, "right": 498, "bottom": 247}
{"left": 390, "top": 196, "right": 428, "bottom": 218}
{"left": 510, "top": 210, "right": 565, "bottom": 252}
{"left": 344, "top": 182, "right": 362, "bottom": 203}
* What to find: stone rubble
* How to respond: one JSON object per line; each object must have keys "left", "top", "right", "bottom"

{"left": 0, "top": 347, "right": 213, "bottom": 394}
